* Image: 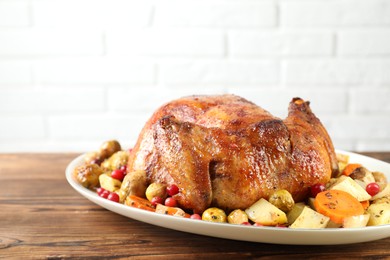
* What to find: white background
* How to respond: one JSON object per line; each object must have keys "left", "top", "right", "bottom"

{"left": 0, "top": 0, "right": 390, "bottom": 152}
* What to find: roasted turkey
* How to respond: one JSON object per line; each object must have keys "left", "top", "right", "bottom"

{"left": 127, "top": 94, "right": 339, "bottom": 213}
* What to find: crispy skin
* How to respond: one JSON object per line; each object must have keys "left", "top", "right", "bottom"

{"left": 127, "top": 94, "right": 338, "bottom": 213}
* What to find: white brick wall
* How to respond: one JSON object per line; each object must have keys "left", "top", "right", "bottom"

{"left": 0, "top": 0, "right": 390, "bottom": 152}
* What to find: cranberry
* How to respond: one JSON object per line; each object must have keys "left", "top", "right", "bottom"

{"left": 253, "top": 223, "right": 263, "bottom": 227}
{"left": 100, "top": 190, "right": 110, "bottom": 199}
{"left": 111, "top": 169, "right": 125, "bottom": 181}
{"left": 366, "top": 182, "right": 380, "bottom": 196}
{"left": 151, "top": 196, "right": 163, "bottom": 206}
{"left": 120, "top": 165, "right": 127, "bottom": 173}
{"left": 164, "top": 197, "right": 177, "bottom": 207}
{"left": 166, "top": 184, "right": 179, "bottom": 196}
{"left": 90, "top": 159, "right": 102, "bottom": 166}
{"left": 276, "top": 224, "right": 288, "bottom": 228}
{"left": 107, "top": 192, "right": 120, "bottom": 203}
{"left": 190, "top": 214, "right": 202, "bottom": 220}
{"left": 310, "top": 183, "right": 326, "bottom": 197}
{"left": 96, "top": 187, "right": 105, "bottom": 196}
{"left": 241, "top": 222, "right": 251, "bottom": 226}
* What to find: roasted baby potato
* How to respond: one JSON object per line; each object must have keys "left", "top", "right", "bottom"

{"left": 101, "top": 151, "right": 129, "bottom": 171}
{"left": 73, "top": 163, "right": 103, "bottom": 189}
{"left": 268, "top": 189, "right": 295, "bottom": 212}
{"left": 99, "top": 140, "right": 121, "bottom": 159}
{"left": 119, "top": 170, "right": 147, "bottom": 203}
{"left": 145, "top": 183, "right": 167, "bottom": 202}
{"left": 202, "top": 207, "right": 227, "bottom": 223}
{"left": 227, "top": 209, "right": 249, "bottom": 224}
{"left": 372, "top": 171, "right": 388, "bottom": 184}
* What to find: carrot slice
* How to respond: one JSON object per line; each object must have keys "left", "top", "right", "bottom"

{"left": 314, "top": 190, "right": 364, "bottom": 224}
{"left": 342, "top": 163, "right": 362, "bottom": 176}
{"left": 125, "top": 195, "right": 155, "bottom": 212}
{"left": 155, "top": 204, "right": 190, "bottom": 217}
{"left": 360, "top": 200, "right": 370, "bottom": 210}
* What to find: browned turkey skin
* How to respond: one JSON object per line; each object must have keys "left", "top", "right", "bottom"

{"left": 127, "top": 94, "right": 339, "bottom": 214}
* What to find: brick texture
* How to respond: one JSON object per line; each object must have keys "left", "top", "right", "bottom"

{"left": 0, "top": 0, "right": 389, "bottom": 152}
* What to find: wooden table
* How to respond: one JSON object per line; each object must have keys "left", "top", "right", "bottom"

{"left": 1, "top": 153, "right": 389, "bottom": 259}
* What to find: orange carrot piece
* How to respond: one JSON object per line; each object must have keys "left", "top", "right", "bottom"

{"left": 360, "top": 200, "right": 370, "bottom": 210}
{"left": 125, "top": 195, "right": 155, "bottom": 212}
{"left": 155, "top": 204, "right": 187, "bottom": 217}
{"left": 342, "top": 163, "right": 362, "bottom": 176}
{"left": 314, "top": 190, "right": 364, "bottom": 224}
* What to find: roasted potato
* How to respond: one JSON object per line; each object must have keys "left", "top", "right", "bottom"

{"left": 372, "top": 171, "right": 388, "bottom": 184}
{"left": 268, "top": 189, "right": 295, "bottom": 212}
{"left": 73, "top": 163, "right": 103, "bottom": 189}
{"left": 99, "top": 173, "right": 122, "bottom": 192}
{"left": 349, "top": 167, "right": 375, "bottom": 185}
{"left": 118, "top": 170, "right": 147, "bottom": 203}
{"left": 287, "top": 202, "right": 306, "bottom": 225}
{"left": 202, "top": 207, "right": 227, "bottom": 223}
{"left": 99, "top": 140, "right": 121, "bottom": 159}
{"left": 101, "top": 151, "right": 129, "bottom": 171}
{"left": 245, "top": 198, "right": 287, "bottom": 226}
{"left": 227, "top": 209, "right": 249, "bottom": 224}
{"left": 329, "top": 176, "right": 371, "bottom": 201}
{"left": 145, "top": 183, "right": 167, "bottom": 202}
{"left": 367, "top": 199, "right": 390, "bottom": 226}
{"left": 343, "top": 214, "right": 369, "bottom": 228}
{"left": 84, "top": 151, "right": 103, "bottom": 165}
{"left": 290, "top": 206, "right": 329, "bottom": 229}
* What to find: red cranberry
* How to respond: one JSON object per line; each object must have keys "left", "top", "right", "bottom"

{"left": 107, "top": 192, "right": 120, "bottom": 203}
{"left": 111, "top": 169, "right": 125, "bottom": 181}
{"left": 100, "top": 190, "right": 110, "bottom": 199}
{"left": 166, "top": 184, "right": 179, "bottom": 196}
{"left": 164, "top": 197, "right": 177, "bottom": 207}
{"left": 120, "top": 165, "right": 127, "bottom": 173}
{"left": 366, "top": 182, "right": 380, "bottom": 196}
{"left": 96, "top": 187, "right": 105, "bottom": 196}
{"left": 190, "top": 214, "right": 202, "bottom": 220}
{"left": 310, "top": 183, "right": 326, "bottom": 197}
{"left": 151, "top": 196, "right": 163, "bottom": 206}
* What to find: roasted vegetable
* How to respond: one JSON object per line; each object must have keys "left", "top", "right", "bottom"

{"left": 329, "top": 176, "right": 371, "bottom": 202}
{"left": 125, "top": 195, "right": 155, "bottom": 212}
{"left": 343, "top": 214, "right": 369, "bottom": 228}
{"left": 145, "top": 183, "right": 167, "bottom": 202}
{"left": 99, "top": 173, "right": 122, "bottom": 192}
{"left": 287, "top": 202, "right": 306, "bottom": 225}
{"left": 245, "top": 198, "right": 287, "bottom": 226}
{"left": 268, "top": 189, "right": 295, "bottom": 212}
{"left": 371, "top": 184, "right": 390, "bottom": 200}
{"left": 84, "top": 151, "right": 103, "bottom": 165}
{"left": 99, "top": 140, "right": 121, "bottom": 159}
{"left": 314, "top": 190, "right": 364, "bottom": 224}
{"left": 118, "top": 170, "right": 147, "bottom": 202}
{"left": 366, "top": 198, "right": 390, "bottom": 226}
{"left": 372, "top": 171, "right": 387, "bottom": 184}
{"left": 349, "top": 167, "right": 375, "bottom": 185}
{"left": 101, "top": 151, "right": 129, "bottom": 171}
{"left": 73, "top": 163, "right": 103, "bottom": 189}
{"left": 227, "top": 209, "right": 249, "bottom": 224}
{"left": 155, "top": 204, "right": 187, "bottom": 217}
{"left": 290, "top": 206, "right": 329, "bottom": 229}
{"left": 202, "top": 208, "right": 227, "bottom": 223}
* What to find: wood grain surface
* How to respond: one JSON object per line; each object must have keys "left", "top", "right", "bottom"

{"left": 0, "top": 153, "right": 389, "bottom": 259}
